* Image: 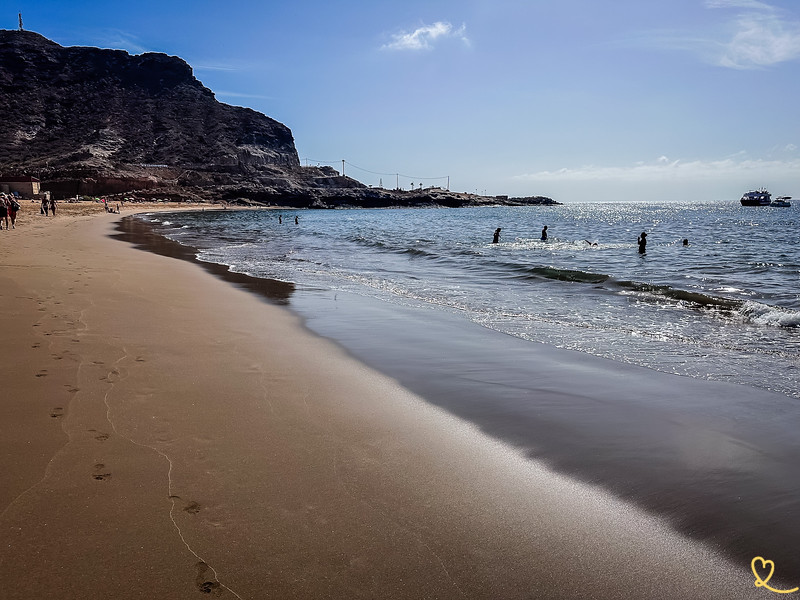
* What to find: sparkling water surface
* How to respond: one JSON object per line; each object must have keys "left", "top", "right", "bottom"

{"left": 145, "top": 201, "right": 799, "bottom": 398}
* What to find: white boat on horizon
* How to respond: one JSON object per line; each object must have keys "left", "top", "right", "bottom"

{"left": 771, "top": 196, "right": 792, "bottom": 207}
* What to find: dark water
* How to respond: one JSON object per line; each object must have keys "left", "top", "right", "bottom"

{"left": 145, "top": 201, "right": 799, "bottom": 399}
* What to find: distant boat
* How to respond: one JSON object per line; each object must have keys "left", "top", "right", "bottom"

{"left": 740, "top": 189, "right": 771, "bottom": 206}
{"left": 771, "top": 196, "right": 792, "bottom": 207}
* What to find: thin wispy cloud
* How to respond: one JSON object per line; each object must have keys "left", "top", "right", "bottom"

{"left": 705, "top": 0, "right": 773, "bottom": 10}
{"left": 514, "top": 156, "right": 800, "bottom": 183}
{"left": 638, "top": 1, "right": 800, "bottom": 68}
{"left": 93, "top": 29, "right": 149, "bottom": 54}
{"left": 194, "top": 63, "right": 241, "bottom": 73}
{"left": 382, "top": 21, "right": 468, "bottom": 51}
{"left": 714, "top": 8, "right": 800, "bottom": 68}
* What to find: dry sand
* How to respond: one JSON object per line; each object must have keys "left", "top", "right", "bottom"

{"left": 0, "top": 203, "right": 769, "bottom": 598}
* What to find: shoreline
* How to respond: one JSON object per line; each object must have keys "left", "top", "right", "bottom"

{"left": 123, "top": 210, "right": 800, "bottom": 580}
{"left": 0, "top": 204, "right": 776, "bottom": 598}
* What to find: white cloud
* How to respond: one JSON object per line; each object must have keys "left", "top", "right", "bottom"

{"left": 709, "top": 1, "right": 800, "bottom": 68}
{"left": 638, "top": 1, "right": 800, "bottom": 68}
{"left": 513, "top": 156, "right": 800, "bottom": 183}
{"left": 382, "top": 21, "right": 468, "bottom": 51}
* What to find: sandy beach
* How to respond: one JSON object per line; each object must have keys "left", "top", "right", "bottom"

{"left": 0, "top": 203, "right": 777, "bottom": 598}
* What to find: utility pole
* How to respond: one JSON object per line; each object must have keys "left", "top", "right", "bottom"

{"left": 341, "top": 159, "right": 345, "bottom": 177}
{"left": 447, "top": 176, "right": 450, "bottom": 191}
{"left": 18, "top": 13, "right": 23, "bottom": 31}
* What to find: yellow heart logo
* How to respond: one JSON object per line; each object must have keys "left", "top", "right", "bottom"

{"left": 751, "top": 556, "right": 799, "bottom": 594}
{"left": 752, "top": 557, "right": 776, "bottom": 588}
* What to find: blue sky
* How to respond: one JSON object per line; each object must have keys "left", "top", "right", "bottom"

{"left": 4, "top": 0, "right": 799, "bottom": 201}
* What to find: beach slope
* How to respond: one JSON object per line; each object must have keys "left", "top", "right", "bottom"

{"left": 0, "top": 205, "right": 767, "bottom": 599}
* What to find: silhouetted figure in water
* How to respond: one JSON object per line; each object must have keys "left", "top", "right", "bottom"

{"left": 278, "top": 215, "right": 282, "bottom": 224}
{"left": 492, "top": 228, "right": 502, "bottom": 243}
{"left": 683, "top": 238, "right": 689, "bottom": 246}
{"left": 295, "top": 216, "right": 299, "bottom": 225}
{"left": 541, "top": 225, "right": 548, "bottom": 241}
{"left": 638, "top": 231, "right": 647, "bottom": 254}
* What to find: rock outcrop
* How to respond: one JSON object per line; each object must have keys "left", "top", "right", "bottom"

{"left": 0, "top": 30, "right": 558, "bottom": 206}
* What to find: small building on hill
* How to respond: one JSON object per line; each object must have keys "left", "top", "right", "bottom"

{"left": 0, "top": 175, "right": 41, "bottom": 197}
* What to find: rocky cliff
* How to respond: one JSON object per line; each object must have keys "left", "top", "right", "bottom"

{"left": 0, "top": 30, "right": 557, "bottom": 206}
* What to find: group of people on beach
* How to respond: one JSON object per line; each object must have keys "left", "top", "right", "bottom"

{"left": 40, "top": 196, "right": 57, "bottom": 216}
{"left": 492, "top": 225, "right": 689, "bottom": 253}
{"left": 0, "top": 194, "right": 64, "bottom": 230}
{"left": 0, "top": 193, "right": 21, "bottom": 230}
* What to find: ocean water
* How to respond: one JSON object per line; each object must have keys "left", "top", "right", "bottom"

{"left": 142, "top": 201, "right": 799, "bottom": 399}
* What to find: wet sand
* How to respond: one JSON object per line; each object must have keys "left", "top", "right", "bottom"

{"left": 0, "top": 203, "right": 778, "bottom": 598}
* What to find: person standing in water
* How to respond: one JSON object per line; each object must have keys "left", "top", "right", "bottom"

{"left": 541, "top": 225, "right": 548, "bottom": 241}
{"left": 492, "top": 228, "right": 502, "bottom": 243}
{"left": 638, "top": 231, "right": 647, "bottom": 254}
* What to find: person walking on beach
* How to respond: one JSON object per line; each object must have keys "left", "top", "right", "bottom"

{"left": 492, "top": 227, "right": 502, "bottom": 243}
{"left": 638, "top": 231, "right": 647, "bottom": 254}
{"left": 0, "top": 195, "right": 8, "bottom": 230}
{"left": 41, "top": 197, "right": 49, "bottom": 216}
{"left": 49, "top": 198, "right": 56, "bottom": 216}
{"left": 7, "top": 195, "right": 19, "bottom": 229}
{"left": 541, "top": 225, "right": 548, "bottom": 241}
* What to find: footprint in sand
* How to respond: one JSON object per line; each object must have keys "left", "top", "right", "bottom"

{"left": 36, "top": 369, "right": 48, "bottom": 378}
{"left": 31, "top": 343, "right": 41, "bottom": 349}
{"left": 194, "top": 562, "right": 221, "bottom": 595}
{"left": 169, "top": 495, "right": 202, "bottom": 515}
{"left": 50, "top": 407, "right": 64, "bottom": 418}
{"left": 94, "top": 432, "right": 110, "bottom": 442}
{"left": 92, "top": 463, "right": 112, "bottom": 481}
{"left": 184, "top": 501, "right": 201, "bottom": 515}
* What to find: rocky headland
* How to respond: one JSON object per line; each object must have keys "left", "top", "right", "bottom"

{"left": 0, "top": 29, "right": 558, "bottom": 207}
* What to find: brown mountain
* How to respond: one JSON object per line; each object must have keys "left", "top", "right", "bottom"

{"left": 0, "top": 30, "right": 557, "bottom": 207}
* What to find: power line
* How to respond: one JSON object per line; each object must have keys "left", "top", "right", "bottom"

{"left": 301, "top": 158, "right": 448, "bottom": 183}
{"left": 303, "top": 158, "right": 340, "bottom": 167}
